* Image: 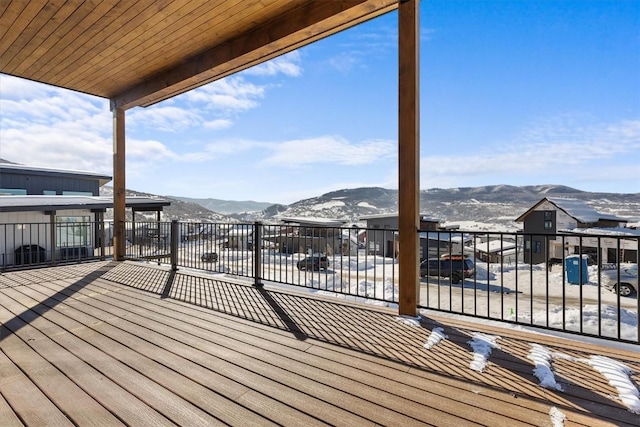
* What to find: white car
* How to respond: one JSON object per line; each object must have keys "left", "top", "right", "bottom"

{"left": 601, "top": 265, "right": 638, "bottom": 297}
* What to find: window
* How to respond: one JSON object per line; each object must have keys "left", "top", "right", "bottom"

{"left": 62, "top": 191, "right": 93, "bottom": 196}
{"left": 544, "top": 211, "right": 552, "bottom": 220}
{"left": 56, "top": 216, "right": 90, "bottom": 248}
{"left": 0, "top": 188, "right": 27, "bottom": 195}
{"left": 43, "top": 190, "right": 56, "bottom": 195}
{"left": 534, "top": 241, "right": 542, "bottom": 253}
{"left": 543, "top": 211, "right": 553, "bottom": 230}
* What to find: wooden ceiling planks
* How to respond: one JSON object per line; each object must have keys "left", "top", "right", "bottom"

{"left": 80, "top": 0, "right": 270, "bottom": 98}
{"left": 19, "top": 1, "right": 120, "bottom": 86}
{"left": 0, "top": 0, "right": 397, "bottom": 108}
{"left": 37, "top": 1, "right": 155, "bottom": 86}
{"left": 8, "top": 1, "right": 89, "bottom": 77}
{"left": 58, "top": 0, "right": 198, "bottom": 92}
{"left": 0, "top": 1, "right": 45, "bottom": 58}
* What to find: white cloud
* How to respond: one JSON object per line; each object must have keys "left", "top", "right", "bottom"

{"left": 128, "top": 106, "right": 202, "bottom": 132}
{"left": 183, "top": 76, "right": 265, "bottom": 113}
{"left": 0, "top": 74, "right": 60, "bottom": 99}
{"left": 0, "top": 78, "right": 113, "bottom": 173}
{"left": 419, "top": 118, "right": 640, "bottom": 188}
{"left": 243, "top": 51, "right": 303, "bottom": 77}
{"left": 178, "top": 139, "right": 260, "bottom": 162}
{"left": 261, "top": 136, "right": 396, "bottom": 167}
{"left": 0, "top": 124, "right": 112, "bottom": 174}
{"left": 203, "top": 119, "right": 233, "bottom": 130}
{"left": 127, "top": 138, "right": 178, "bottom": 160}
{"left": 328, "top": 53, "right": 361, "bottom": 73}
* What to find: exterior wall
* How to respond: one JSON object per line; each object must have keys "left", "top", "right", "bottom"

{"left": 365, "top": 218, "right": 398, "bottom": 257}
{"left": 365, "top": 217, "right": 399, "bottom": 230}
{"left": 564, "top": 235, "right": 638, "bottom": 263}
{"left": 0, "top": 171, "right": 101, "bottom": 195}
{"left": 275, "top": 236, "right": 348, "bottom": 256}
{"left": 530, "top": 201, "right": 579, "bottom": 231}
{"left": 524, "top": 202, "right": 576, "bottom": 265}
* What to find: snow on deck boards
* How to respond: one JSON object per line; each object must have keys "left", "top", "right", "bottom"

{"left": 0, "top": 261, "right": 638, "bottom": 426}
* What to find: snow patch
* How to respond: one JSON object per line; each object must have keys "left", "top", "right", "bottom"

{"left": 357, "top": 201, "right": 377, "bottom": 209}
{"left": 310, "top": 200, "right": 345, "bottom": 210}
{"left": 424, "top": 327, "right": 448, "bottom": 349}
{"left": 549, "top": 406, "right": 566, "bottom": 426}
{"left": 580, "top": 355, "right": 640, "bottom": 414}
{"left": 527, "top": 344, "right": 564, "bottom": 391}
{"left": 468, "top": 333, "right": 501, "bottom": 372}
{"left": 395, "top": 315, "right": 422, "bottom": 327}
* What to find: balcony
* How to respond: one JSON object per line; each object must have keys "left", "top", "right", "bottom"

{"left": 1, "top": 259, "right": 639, "bottom": 425}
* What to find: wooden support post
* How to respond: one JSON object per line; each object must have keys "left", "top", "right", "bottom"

{"left": 398, "top": 0, "right": 420, "bottom": 317}
{"left": 112, "top": 106, "right": 126, "bottom": 261}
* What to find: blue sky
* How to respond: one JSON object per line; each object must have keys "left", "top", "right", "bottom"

{"left": 1, "top": 0, "right": 639, "bottom": 204}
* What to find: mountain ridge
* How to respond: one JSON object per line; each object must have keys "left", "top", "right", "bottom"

{"left": 100, "top": 184, "right": 640, "bottom": 230}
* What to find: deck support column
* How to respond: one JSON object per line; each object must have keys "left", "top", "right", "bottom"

{"left": 398, "top": 0, "right": 420, "bottom": 316}
{"left": 112, "top": 106, "right": 126, "bottom": 261}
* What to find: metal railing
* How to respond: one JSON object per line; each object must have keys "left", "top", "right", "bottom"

{"left": 0, "top": 221, "right": 107, "bottom": 269}
{"left": 417, "top": 230, "right": 639, "bottom": 345}
{"left": 1, "top": 220, "right": 637, "bottom": 344}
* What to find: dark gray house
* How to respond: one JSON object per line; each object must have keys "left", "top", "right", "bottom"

{"left": 360, "top": 213, "right": 443, "bottom": 258}
{"left": 0, "top": 162, "right": 111, "bottom": 196}
{"left": 515, "top": 197, "right": 629, "bottom": 264}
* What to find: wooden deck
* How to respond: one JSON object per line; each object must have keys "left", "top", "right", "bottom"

{"left": 0, "top": 261, "right": 638, "bottom": 426}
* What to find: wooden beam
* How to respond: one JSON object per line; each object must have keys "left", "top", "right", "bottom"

{"left": 112, "top": 106, "right": 126, "bottom": 261}
{"left": 112, "top": 0, "right": 396, "bottom": 110}
{"left": 398, "top": 0, "right": 420, "bottom": 316}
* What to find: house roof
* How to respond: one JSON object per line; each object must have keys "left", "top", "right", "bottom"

{"left": 359, "top": 213, "right": 443, "bottom": 222}
{"left": 515, "top": 197, "right": 627, "bottom": 224}
{"left": 560, "top": 227, "right": 640, "bottom": 237}
{"left": 0, "top": 195, "right": 170, "bottom": 213}
{"left": 419, "top": 232, "right": 473, "bottom": 243}
{"left": 280, "top": 217, "right": 346, "bottom": 226}
{"left": 0, "top": 163, "right": 112, "bottom": 187}
{"left": 475, "top": 240, "right": 517, "bottom": 254}
{"left": 0, "top": 0, "right": 397, "bottom": 110}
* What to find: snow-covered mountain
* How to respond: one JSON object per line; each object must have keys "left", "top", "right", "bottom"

{"left": 102, "top": 185, "right": 640, "bottom": 229}
{"left": 242, "top": 185, "right": 640, "bottom": 229}
{"left": 100, "top": 186, "right": 234, "bottom": 223}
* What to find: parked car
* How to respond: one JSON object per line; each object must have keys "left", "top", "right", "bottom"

{"left": 420, "top": 255, "right": 475, "bottom": 284}
{"left": 601, "top": 265, "right": 637, "bottom": 297}
{"left": 297, "top": 256, "right": 329, "bottom": 271}
{"left": 201, "top": 252, "right": 218, "bottom": 262}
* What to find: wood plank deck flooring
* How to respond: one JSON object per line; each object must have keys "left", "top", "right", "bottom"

{"left": 0, "top": 261, "right": 638, "bottom": 426}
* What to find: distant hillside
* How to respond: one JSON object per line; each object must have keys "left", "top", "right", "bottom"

{"left": 100, "top": 186, "right": 235, "bottom": 223}
{"left": 169, "top": 196, "right": 273, "bottom": 215}
{"left": 244, "top": 185, "right": 640, "bottom": 230}
{"left": 102, "top": 184, "right": 640, "bottom": 230}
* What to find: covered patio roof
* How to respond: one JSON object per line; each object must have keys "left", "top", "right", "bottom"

{"left": 0, "top": 0, "right": 397, "bottom": 109}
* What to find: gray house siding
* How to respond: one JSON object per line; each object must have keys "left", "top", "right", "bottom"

{"left": 0, "top": 170, "right": 104, "bottom": 196}
{"left": 521, "top": 210, "right": 555, "bottom": 265}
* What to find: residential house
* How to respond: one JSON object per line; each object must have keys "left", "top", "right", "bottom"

{"left": 0, "top": 162, "right": 169, "bottom": 268}
{"left": 515, "top": 197, "right": 631, "bottom": 265}
{"left": 272, "top": 217, "right": 356, "bottom": 255}
{"left": 360, "top": 213, "right": 443, "bottom": 258}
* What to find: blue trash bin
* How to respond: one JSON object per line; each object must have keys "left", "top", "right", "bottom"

{"left": 565, "top": 255, "right": 589, "bottom": 285}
